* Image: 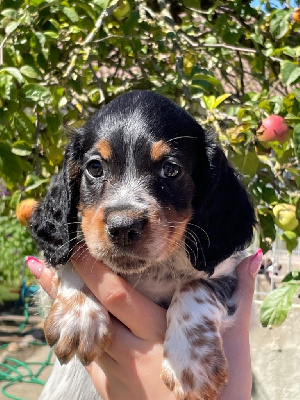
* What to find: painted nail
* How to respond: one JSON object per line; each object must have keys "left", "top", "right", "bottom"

{"left": 25, "top": 256, "right": 44, "bottom": 279}
{"left": 249, "top": 248, "right": 263, "bottom": 277}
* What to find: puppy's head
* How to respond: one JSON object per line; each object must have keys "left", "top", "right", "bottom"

{"left": 30, "top": 91, "right": 255, "bottom": 275}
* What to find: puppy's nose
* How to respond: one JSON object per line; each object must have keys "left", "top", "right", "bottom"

{"left": 106, "top": 211, "right": 147, "bottom": 247}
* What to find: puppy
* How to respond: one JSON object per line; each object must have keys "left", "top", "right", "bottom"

{"left": 30, "top": 91, "right": 255, "bottom": 400}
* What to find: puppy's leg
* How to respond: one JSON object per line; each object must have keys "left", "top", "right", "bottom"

{"left": 161, "top": 276, "right": 237, "bottom": 400}
{"left": 44, "top": 262, "right": 112, "bottom": 365}
{"left": 39, "top": 357, "right": 102, "bottom": 400}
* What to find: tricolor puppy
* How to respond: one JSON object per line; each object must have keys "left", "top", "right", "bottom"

{"left": 30, "top": 91, "right": 255, "bottom": 400}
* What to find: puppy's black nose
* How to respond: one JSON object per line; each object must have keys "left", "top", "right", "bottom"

{"left": 106, "top": 211, "right": 147, "bottom": 247}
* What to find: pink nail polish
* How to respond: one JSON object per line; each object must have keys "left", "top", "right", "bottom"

{"left": 249, "top": 248, "right": 263, "bottom": 277}
{"left": 25, "top": 256, "right": 43, "bottom": 279}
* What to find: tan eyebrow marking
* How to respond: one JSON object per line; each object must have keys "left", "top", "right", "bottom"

{"left": 150, "top": 140, "right": 171, "bottom": 161}
{"left": 97, "top": 139, "right": 112, "bottom": 161}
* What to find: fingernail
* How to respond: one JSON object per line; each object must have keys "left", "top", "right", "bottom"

{"left": 249, "top": 248, "right": 263, "bottom": 277}
{"left": 25, "top": 256, "right": 43, "bottom": 279}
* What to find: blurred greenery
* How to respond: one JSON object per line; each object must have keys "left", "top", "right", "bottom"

{"left": 0, "top": 284, "right": 20, "bottom": 304}
{"left": 0, "top": 212, "right": 37, "bottom": 285}
{"left": 0, "top": 0, "right": 299, "bottom": 321}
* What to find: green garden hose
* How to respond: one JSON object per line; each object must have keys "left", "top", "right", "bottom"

{"left": 0, "top": 343, "right": 53, "bottom": 400}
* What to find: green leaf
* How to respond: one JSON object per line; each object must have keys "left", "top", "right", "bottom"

{"left": 192, "top": 74, "right": 224, "bottom": 94}
{"left": 73, "top": 1, "right": 97, "bottom": 20}
{"left": 46, "top": 113, "right": 61, "bottom": 134}
{"left": 11, "top": 141, "right": 33, "bottom": 157}
{"left": 0, "top": 143, "right": 23, "bottom": 189}
{"left": 44, "top": 31, "right": 59, "bottom": 40}
{"left": 269, "top": 10, "right": 290, "bottom": 40}
{"left": 213, "top": 94, "right": 231, "bottom": 108}
{"left": 294, "top": 123, "right": 300, "bottom": 161}
{"left": 5, "top": 20, "right": 21, "bottom": 35}
{"left": 88, "top": 88, "right": 104, "bottom": 104}
{"left": 260, "top": 283, "right": 298, "bottom": 327}
{"left": 93, "top": 0, "right": 111, "bottom": 8}
{"left": 0, "top": 67, "right": 23, "bottom": 84}
{"left": 281, "top": 231, "right": 299, "bottom": 254}
{"left": 202, "top": 95, "right": 216, "bottom": 110}
{"left": 14, "top": 111, "right": 35, "bottom": 137}
{"left": 293, "top": 89, "right": 300, "bottom": 103}
{"left": 1, "top": 9, "right": 20, "bottom": 19}
{"left": 62, "top": 7, "right": 79, "bottom": 23}
{"left": 9, "top": 190, "right": 21, "bottom": 209}
{"left": 182, "top": 0, "right": 200, "bottom": 8}
{"left": 281, "top": 61, "right": 299, "bottom": 86}
{"left": 123, "top": 10, "right": 139, "bottom": 35}
{"left": 286, "top": 67, "right": 300, "bottom": 86}
{"left": 229, "top": 149, "right": 258, "bottom": 180}
{"left": 282, "top": 271, "right": 300, "bottom": 283}
{"left": 21, "top": 83, "right": 52, "bottom": 103}
{"left": 29, "top": 0, "right": 45, "bottom": 5}
{"left": 20, "top": 65, "right": 42, "bottom": 80}
{"left": 25, "top": 178, "right": 49, "bottom": 192}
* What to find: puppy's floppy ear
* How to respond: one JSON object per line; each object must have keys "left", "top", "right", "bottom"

{"left": 29, "top": 137, "right": 82, "bottom": 266}
{"left": 187, "top": 142, "right": 256, "bottom": 275}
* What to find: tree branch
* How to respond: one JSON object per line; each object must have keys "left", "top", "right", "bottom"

{"left": 0, "top": 34, "right": 9, "bottom": 66}
{"left": 64, "top": 3, "right": 118, "bottom": 78}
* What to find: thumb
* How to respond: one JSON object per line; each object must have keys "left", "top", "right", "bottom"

{"left": 25, "top": 256, "right": 58, "bottom": 300}
{"left": 234, "top": 249, "right": 263, "bottom": 323}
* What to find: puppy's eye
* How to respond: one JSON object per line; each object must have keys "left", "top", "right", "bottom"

{"left": 160, "top": 161, "right": 181, "bottom": 179}
{"left": 86, "top": 160, "right": 103, "bottom": 178}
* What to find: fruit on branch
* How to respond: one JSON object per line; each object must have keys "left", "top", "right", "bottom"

{"left": 273, "top": 204, "right": 299, "bottom": 231}
{"left": 293, "top": 8, "right": 300, "bottom": 23}
{"left": 256, "top": 115, "right": 289, "bottom": 144}
{"left": 113, "top": 1, "right": 131, "bottom": 20}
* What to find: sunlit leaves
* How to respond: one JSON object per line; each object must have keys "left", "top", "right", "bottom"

{"left": 281, "top": 61, "right": 300, "bottom": 86}
{"left": 260, "top": 282, "right": 298, "bottom": 327}
{"left": 294, "top": 123, "right": 300, "bottom": 161}
{"left": 0, "top": 0, "right": 298, "bottom": 271}
{"left": 21, "top": 83, "right": 52, "bottom": 104}
{"left": 269, "top": 9, "right": 291, "bottom": 40}
{"left": 0, "top": 67, "right": 23, "bottom": 84}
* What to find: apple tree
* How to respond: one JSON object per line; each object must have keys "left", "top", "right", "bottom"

{"left": 0, "top": 0, "right": 299, "bottom": 298}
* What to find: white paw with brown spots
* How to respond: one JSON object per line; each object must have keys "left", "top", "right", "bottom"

{"left": 44, "top": 289, "right": 111, "bottom": 365}
{"left": 161, "top": 284, "right": 229, "bottom": 400}
{"left": 161, "top": 352, "right": 227, "bottom": 400}
{"left": 43, "top": 263, "right": 112, "bottom": 365}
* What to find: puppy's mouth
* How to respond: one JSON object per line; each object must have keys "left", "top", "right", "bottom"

{"left": 96, "top": 253, "right": 150, "bottom": 275}
{"left": 80, "top": 204, "right": 192, "bottom": 274}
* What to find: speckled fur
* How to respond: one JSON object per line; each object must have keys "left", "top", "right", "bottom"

{"left": 30, "top": 91, "right": 255, "bottom": 400}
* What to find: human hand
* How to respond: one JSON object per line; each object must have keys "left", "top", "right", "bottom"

{"left": 26, "top": 248, "right": 262, "bottom": 400}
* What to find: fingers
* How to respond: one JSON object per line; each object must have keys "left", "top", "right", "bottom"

{"left": 233, "top": 248, "right": 263, "bottom": 327}
{"left": 219, "top": 250, "right": 263, "bottom": 400}
{"left": 25, "top": 256, "right": 58, "bottom": 299}
{"left": 71, "top": 245, "right": 167, "bottom": 342}
{"left": 85, "top": 361, "right": 109, "bottom": 400}
{"left": 235, "top": 249, "right": 262, "bottom": 302}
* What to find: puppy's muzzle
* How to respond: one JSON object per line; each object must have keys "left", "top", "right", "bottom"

{"left": 105, "top": 206, "right": 148, "bottom": 247}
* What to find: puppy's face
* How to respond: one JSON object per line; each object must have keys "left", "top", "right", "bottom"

{"left": 78, "top": 101, "right": 202, "bottom": 273}
{"left": 30, "top": 91, "right": 255, "bottom": 274}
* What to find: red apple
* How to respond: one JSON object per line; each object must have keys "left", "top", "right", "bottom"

{"left": 256, "top": 115, "right": 289, "bottom": 144}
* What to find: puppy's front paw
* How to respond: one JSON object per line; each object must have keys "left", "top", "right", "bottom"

{"left": 161, "top": 345, "right": 228, "bottom": 400}
{"left": 44, "top": 289, "right": 111, "bottom": 365}
{"left": 162, "top": 284, "right": 229, "bottom": 400}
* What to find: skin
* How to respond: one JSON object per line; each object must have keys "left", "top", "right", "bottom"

{"left": 27, "top": 249, "right": 262, "bottom": 400}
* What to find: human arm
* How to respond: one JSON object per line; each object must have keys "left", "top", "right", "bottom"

{"left": 26, "top": 249, "right": 262, "bottom": 400}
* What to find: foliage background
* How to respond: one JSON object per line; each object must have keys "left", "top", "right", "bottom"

{"left": 0, "top": 0, "right": 299, "bottom": 295}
